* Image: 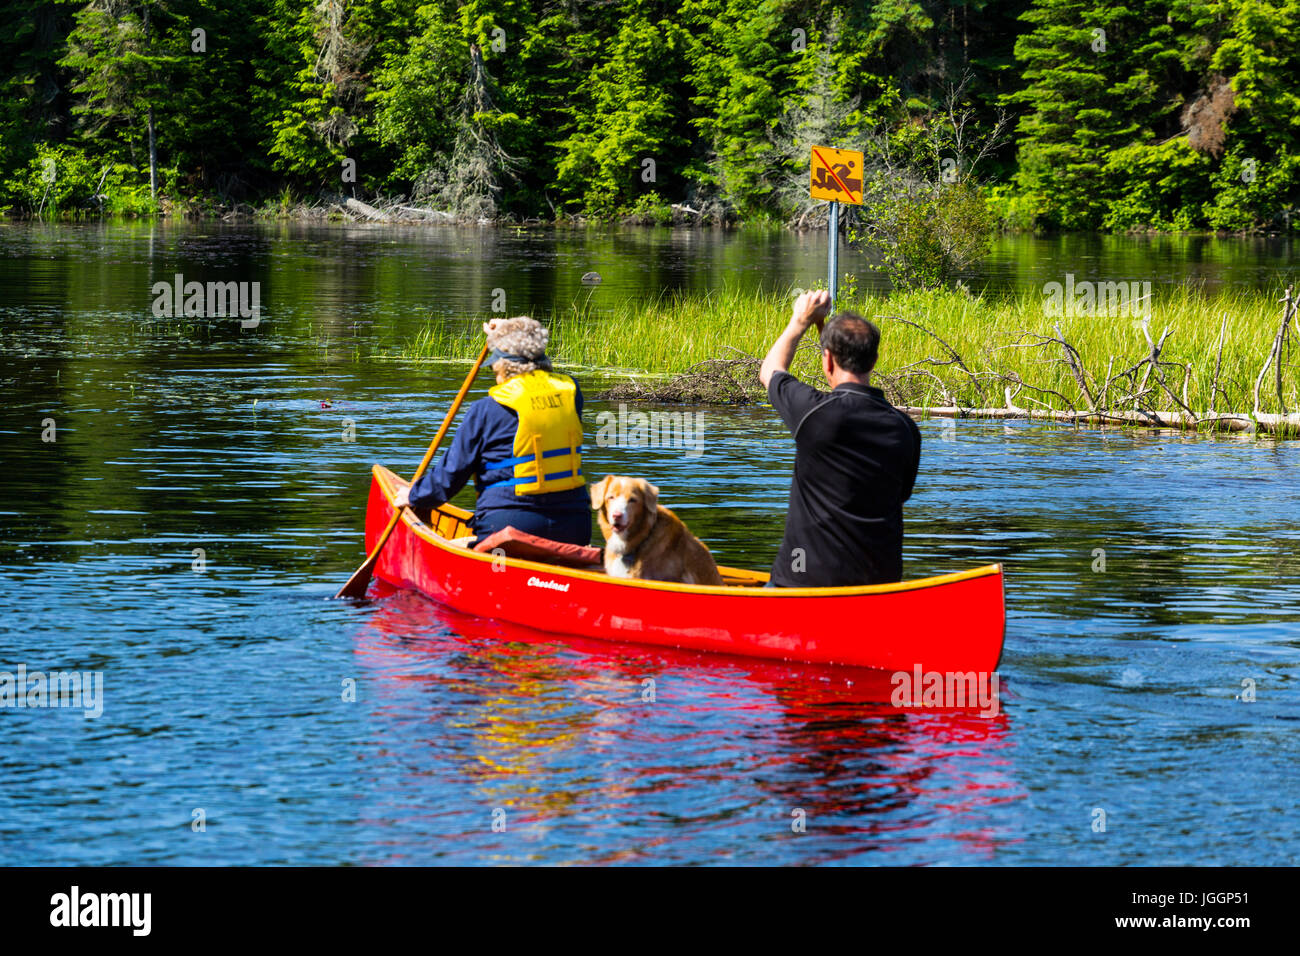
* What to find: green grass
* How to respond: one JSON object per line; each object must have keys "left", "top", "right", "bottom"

{"left": 871, "top": 285, "right": 1293, "bottom": 415}
{"left": 401, "top": 287, "right": 798, "bottom": 374}
{"left": 397, "top": 284, "right": 1297, "bottom": 416}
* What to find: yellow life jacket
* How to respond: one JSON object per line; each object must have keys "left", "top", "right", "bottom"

{"left": 483, "top": 370, "right": 584, "bottom": 496}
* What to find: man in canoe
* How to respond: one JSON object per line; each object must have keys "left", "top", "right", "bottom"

{"left": 758, "top": 290, "right": 921, "bottom": 587}
{"left": 393, "top": 316, "right": 592, "bottom": 546}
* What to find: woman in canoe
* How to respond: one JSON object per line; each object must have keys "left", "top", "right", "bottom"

{"left": 393, "top": 316, "right": 592, "bottom": 547}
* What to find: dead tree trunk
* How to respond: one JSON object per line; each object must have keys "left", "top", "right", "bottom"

{"left": 147, "top": 106, "right": 157, "bottom": 201}
{"left": 1253, "top": 285, "right": 1296, "bottom": 416}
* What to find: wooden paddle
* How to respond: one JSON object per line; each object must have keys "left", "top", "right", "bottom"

{"left": 335, "top": 341, "right": 491, "bottom": 599}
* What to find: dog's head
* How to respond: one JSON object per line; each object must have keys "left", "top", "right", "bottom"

{"left": 590, "top": 475, "right": 659, "bottom": 537}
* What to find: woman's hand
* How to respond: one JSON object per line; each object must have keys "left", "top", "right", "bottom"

{"left": 394, "top": 487, "right": 411, "bottom": 509}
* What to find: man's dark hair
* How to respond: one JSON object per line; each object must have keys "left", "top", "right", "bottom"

{"left": 819, "top": 311, "right": 880, "bottom": 375}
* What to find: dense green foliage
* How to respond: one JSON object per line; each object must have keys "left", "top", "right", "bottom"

{"left": 1, "top": 0, "right": 1296, "bottom": 231}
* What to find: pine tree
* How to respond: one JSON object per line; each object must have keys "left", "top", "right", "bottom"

{"left": 0, "top": 1, "right": 79, "bottom": 178}
{"left": 552, "top": 1, "right": 693, "bottom": 216}
{"left": 770, "top": 15, "right": 862, "bottom": 223}
{"left": 1007, "top": 0, "right": 1206, "bottom": 228}
{"left": 429, "top": 43, "right": 520, "bottom": 217}
{"left": 683, "top": 0, "right": 792, "bottom": 218}
{"left": 1202, "top": 0, "right": 1300, "bottom": 230}
{"left": 266, "top": 0, "right": 376, "bottom": 184}
{"left": 59, "top": 0, "right": 189, "bottom": 201}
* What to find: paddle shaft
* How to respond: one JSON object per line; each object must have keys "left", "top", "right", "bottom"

{"left": 335, "top": 342, "right": 491, "bottom": 598}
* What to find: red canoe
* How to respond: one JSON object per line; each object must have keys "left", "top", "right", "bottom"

{"left": 363, "top": 465, "right": 1006, "bottom": 673}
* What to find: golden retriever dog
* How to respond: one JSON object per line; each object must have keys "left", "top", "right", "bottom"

{"left": 589, "top": 475, "right": 723, "bottom": 585}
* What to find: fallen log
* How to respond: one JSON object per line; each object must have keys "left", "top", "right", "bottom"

{"left": 394, "top": 204, "right": 454, "bottom": 221}
{"left": 345, "top": 197, "right": 389, "bottom": 221}
{"left": 898, "top": 403, "right": 1300, "bottom": 436}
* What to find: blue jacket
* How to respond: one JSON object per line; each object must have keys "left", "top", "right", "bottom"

{"left": 407, "top": 379, "right": 589, "bottom": 515}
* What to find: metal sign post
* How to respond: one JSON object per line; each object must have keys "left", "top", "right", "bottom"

{"left": 809, "top": 145, "right": 862, "bottom": 318}
{"left": 827, "top": 200, "right": 839, "bottom": 315}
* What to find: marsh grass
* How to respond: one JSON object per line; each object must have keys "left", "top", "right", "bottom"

{"left": 872, "top": 285, "right": 1293, "bottom": 415}
{"left": 397, "top": 284, "right": 1296, "bottom": 415}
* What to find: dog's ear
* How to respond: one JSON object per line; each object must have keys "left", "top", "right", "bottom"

{"left": 589, "top": 476, "right": 610, "bottom": 510}
{"left": 640, "top": 480, "right": 659, "bottom": 513}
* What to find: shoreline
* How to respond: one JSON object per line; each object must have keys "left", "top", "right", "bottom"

{"left": 3, "top": 202, "right": 1296, "bottom": 238}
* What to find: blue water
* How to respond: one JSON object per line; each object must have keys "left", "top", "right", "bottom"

{"left": 1, "top": 223, "right": 1297, "bottom": 865}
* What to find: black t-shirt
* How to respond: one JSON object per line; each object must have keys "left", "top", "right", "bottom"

{"left": 767, "top": 370, "right": 921, "bottom": 587}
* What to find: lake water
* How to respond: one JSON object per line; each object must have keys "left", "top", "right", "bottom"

{"left": 1, "top": 222, "right": 1297, "bottom": 865}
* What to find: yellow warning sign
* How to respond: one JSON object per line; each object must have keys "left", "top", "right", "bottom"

{"left": 809, "top": 146, "right": 864, "bottom": 204}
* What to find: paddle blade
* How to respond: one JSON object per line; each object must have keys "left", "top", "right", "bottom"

{"left": 335, "top": 510, "right": 402, "bottom": 599}
{"left": 334, "top": 553, "right": 377, "bottom": 599}
{"left": 335, "top": 340, "right": 487, "bottom": 600}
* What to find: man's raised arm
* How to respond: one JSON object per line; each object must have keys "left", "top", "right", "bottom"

{"left": 759, "top": 289, "right": 832, "bottom": 389}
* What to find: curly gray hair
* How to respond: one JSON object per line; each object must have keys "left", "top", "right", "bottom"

{"left": 483, "top": 315, "right": 552, "bottom": 378}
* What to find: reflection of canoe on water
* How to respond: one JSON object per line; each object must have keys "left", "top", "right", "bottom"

{"left": 364, "top": 465, "right": 1006, "bottom": 673}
